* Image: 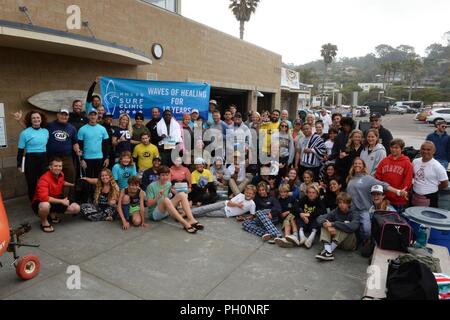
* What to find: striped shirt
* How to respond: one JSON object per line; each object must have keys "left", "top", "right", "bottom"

{"left": 297, "top": 134, "right": 326, "bottom": 168}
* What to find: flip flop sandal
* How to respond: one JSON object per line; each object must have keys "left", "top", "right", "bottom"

{"left": 184, "top": 226, "right": 197, "bottom": 234}
{"left": 40, "top": 224, "right": 54, "bottom": 233}
{"left": 191, "top": 222, "right": 204, "bottom": 230}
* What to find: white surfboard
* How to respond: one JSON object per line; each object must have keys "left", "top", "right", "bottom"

{"left": 28, "top": 90, "right": 99, "bottom": 113}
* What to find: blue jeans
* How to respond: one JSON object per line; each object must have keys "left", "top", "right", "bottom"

{"left": 356, "top": 210, "right": 371, "bottom": 241}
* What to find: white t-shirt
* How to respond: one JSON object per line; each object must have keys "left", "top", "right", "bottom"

{"left": 413, "top": 158, "right": 448, "bottom": 195}
{"left": 224, "top": 193, "right": 256, "bottom": 218}
{"left": 320, "top": 114, "right": 332, "bottom": 133}
{"left": 325, "top": 140, "right": 334, "bottom": 156}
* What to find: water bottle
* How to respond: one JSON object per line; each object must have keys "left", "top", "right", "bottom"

{"left": 415, "top": 224, "right": 428, "bottom": 248}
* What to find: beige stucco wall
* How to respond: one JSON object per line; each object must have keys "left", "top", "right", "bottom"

{"left": 0, "top": 0, "right": 281, "bottom": 198}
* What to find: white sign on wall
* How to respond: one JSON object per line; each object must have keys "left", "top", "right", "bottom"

{"left": 0, "top": 103, "right": 7, "bottom": 148}
{"left": 281, "top": 67, "right": 300, "bottom": 90}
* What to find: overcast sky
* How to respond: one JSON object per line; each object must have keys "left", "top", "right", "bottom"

{"left": 182, "top": 0, "right": 450, "bottom": 65}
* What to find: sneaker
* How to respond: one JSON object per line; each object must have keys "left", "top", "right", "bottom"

{"left": 305, "top": 235, "right": 315, "bottom": 249}
{"left": 315, "top": 250, "right": 334, "bottom": 261}
{"left": 285, "top": 234, "right": 300, "bottom": 246}
{"left": 298, "top": 235, "right": 307, "bottom": 246}
{"left": 261, "top": 234, "right": 272, "bottom": 242}
{"left": 275, "top": 237, "right": 294, "bottom": 248}
{"left": 268, "top": 238, "right": 276, "bottom": 244}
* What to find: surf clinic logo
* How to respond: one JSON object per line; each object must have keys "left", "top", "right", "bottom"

{"left": 103, "top": 80, "right": 144, "bottom": 116}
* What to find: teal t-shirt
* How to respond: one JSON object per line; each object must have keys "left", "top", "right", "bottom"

{"left": 77, "top": 123, "right": 109, "bottom": 159}
{"left": 18, "top": 127, "right": 49, "bottom": 152}
{"left": 112, "top": 163, "right": 137, "bottom": 190}
{"left": 145, "top": 181, "right": 171, "bottom": 216}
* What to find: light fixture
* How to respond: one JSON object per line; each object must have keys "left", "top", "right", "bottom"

{"left": 253, "top": 91, "right": 264, "bottom": 98}
{"left": 82, "top": 21, "right": 96, "bottom": 38}
{"left": 19, "top": 6, "right": 33, "bottom": 25}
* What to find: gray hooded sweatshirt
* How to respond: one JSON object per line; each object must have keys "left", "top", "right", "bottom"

{"left": 346, "top": 173, "right": 389, "bottom": 212}
{"left": 360, "top": 143, "right": 387, "bottom": 175}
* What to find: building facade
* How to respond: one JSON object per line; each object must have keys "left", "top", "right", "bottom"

{"left": 0, "top": 0, "right": 282, "bottom": 199}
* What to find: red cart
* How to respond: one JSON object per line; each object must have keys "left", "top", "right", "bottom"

{"left": 0, "top": 193, "right": 40, "bottom": 280}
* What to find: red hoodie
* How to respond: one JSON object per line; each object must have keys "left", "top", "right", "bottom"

{"left": 375, "top": 155, "right": 413, "bottom": 205}
{"left": 32, "top": 171, "right": 65, "bottom": 203}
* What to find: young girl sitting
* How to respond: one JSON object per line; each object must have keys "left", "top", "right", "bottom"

{"left": 81, "top": 169, "right": 119, "bottom": 221}
{"left": 324, "top": 178, "right": 342, "bottom": 212}
{"left": 170, "top": 156, "right": 192, "bottom": 194}
{"left": 112, "top": 151, "right": 137, "bottom": 190}
{"left": 275, "top": 184, "right": 300, "bottom": 247}
{"left": 299, "top": 170, "right": 320, "bottom": 199}
{"left": 295, "top": 185, "right": 327, "bottom": 248}
{"left": 280, "top": 168, "right": 301, "bottom": 199}
{"left": 117, "top": 176, "right": 148, "bottom": 230}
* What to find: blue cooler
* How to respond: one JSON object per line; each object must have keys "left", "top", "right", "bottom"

{"left": 404, "top": 207, "right": 450, "bottom": 251}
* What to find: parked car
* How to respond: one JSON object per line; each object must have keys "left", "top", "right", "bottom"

{"left": 426, "top": 108, "right": 450, "bottom": 125}
{"left": 365, "top": 101, "right": 389, "bottom": 116}
{"left": 401, "top": 105, "right": 417, "bottom": 113}
{"left": 390, "top": 106, "right": 406, "bottom": 115}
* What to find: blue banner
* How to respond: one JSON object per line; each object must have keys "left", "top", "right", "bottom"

{"left": 100, "top": 77, "right": 211, "bottom": 120}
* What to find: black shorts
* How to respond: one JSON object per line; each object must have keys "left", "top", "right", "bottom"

{"left": 32, "top": 200, "right": 68, "bottom": 216}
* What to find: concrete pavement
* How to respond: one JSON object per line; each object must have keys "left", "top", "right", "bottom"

{"left": 0, "top": 196, "right": 368, "bottom": 300}
{"left": 0, "top": 113, "right": 441, "bottom": 300}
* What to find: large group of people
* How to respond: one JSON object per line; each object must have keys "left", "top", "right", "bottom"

{"left": 14, "top": 78, "right": 449, "bottom": 262}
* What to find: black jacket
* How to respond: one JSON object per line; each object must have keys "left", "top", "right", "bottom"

{"left": 145, "top": 118, "right": 162, "bottom": 146}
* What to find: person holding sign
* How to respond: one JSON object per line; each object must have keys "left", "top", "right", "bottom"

{"left": 156, "top": 110, "right": 182, "bottom": 167}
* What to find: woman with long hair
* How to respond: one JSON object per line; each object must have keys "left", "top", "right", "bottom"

{"left": 346, "top": 157, "right": 408, "bottom": 242}
{"left": 360, "top": 128, "right": 386, "bottom": 175}
{"left": 81, "top": 168, "right": 120, "bottom": 221}
{"left": 337, "top": 129, "right": 364, "bottom": 182}
{"left": 17, "top": 110, "right": 49, "bottom": 200}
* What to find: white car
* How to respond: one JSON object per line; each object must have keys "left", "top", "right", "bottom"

{"left": 426, "top": 108, "right": 450, "bottom": 125}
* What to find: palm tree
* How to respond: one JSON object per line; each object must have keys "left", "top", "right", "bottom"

{"left": 320, "top": 43, "right": 338, "bottom": 107}
{"left": 229, "top": 0, "right": 260, "bottom": 40}
{"left": 387, "top": 61, "right": 401, "bottom": 95}
{"left": 402, "top": 57, "right": 423, "bottom": 100}
{"left": 380, "top": 62, "right": 392, "bottom": 91}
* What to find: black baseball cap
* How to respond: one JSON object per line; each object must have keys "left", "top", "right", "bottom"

{"left": 135, "top": 112, "right": 144, "bottom": 120}
{"left": 370, "top": 112, "right": 381, "bottom": 120}
{"left": 104, "top": 112, "right": 113, "bottom": 118}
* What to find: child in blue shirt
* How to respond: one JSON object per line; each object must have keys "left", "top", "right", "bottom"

{"left": 112, "top": 151, "right": 137, "bottom": 190}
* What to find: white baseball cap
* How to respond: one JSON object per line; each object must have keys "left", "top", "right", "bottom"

{"left": 194, "top": 157, "right": 205, "bottom": 165}
{"left": 370, "top": 185, "right": 384, "bottom": 194}
{"left": 191, "top": 109, "right": 199, "bottom": 114}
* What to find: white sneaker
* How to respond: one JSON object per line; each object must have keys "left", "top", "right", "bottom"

{"left": 305, "top": 235, "right": 315, "bottom": 249}
{"left": 286, "top": 234, "right": 300, "bottom": 246}
{"left": 298, "top": 235, "right": 307, "bottom": 246}
{"left": 261, "top": 234, "right": 271, "bottom": 242}
{"left": 275, "top": 237, "right": 294, "bottom": 248}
